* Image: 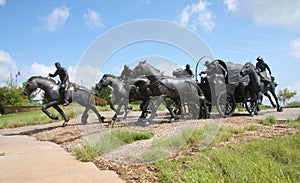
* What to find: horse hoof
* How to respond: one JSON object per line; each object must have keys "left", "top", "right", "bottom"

{"left": 62, "top": 122, "right": 67, "bottom": 127}
{"left": 169, "top": 118, "right": 175, "bottom": 123}
{"left": 144, "top": 121, "right": 150, "bottom": 126}
{"left": 110, "top": 119, "right": 116, "bottom": 125}
{"left": 99, "top": 116, "right": 105, "bottom": 123}
{"left": 116, "top": 111, "right": 123, "bottom": 115}
{"left": 51, "top": 115, "right": 59, "bottom": 120}
{"left": 277, "top": 107, "right": 283, "bottom": 112}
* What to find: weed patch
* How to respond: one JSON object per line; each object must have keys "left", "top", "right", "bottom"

{"left": 74, "top": 129, "right": 153, "bottom": 161}
{"left": 259, "top": 116, "right": 276, "bottom": 126}
{"left": 155, "top": 134, "right": 300, "bottom": 182}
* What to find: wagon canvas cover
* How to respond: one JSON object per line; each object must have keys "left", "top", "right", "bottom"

{"left": 218, "top": 60, "right": 249, "bottom": 85}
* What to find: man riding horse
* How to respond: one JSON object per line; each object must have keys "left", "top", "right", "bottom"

{"left": 49, "top": 62, "right": 70, "bottom": 106}
{"left": 256, "top": 56, "right": 272, "bottom": 85}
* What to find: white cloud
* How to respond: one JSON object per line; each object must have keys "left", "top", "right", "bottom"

{"left": 83, "top": 9, "right": 103, "bottom": 28}
{"left": 69, "top": 65, "right": 102, "bottom": 89}
{"left": 0, "top": 0, "right": 6, "bottom": 6}
{"left": 290, "top": 38, "right": 300, "bottom": 59}
{"left": 223, "top": 0, "right": 237, "bottom": 12}
{"left": 0, "top": 50, "right": 18, "bottom": 86}
{"left": 42, "top": 5, "right": 70, "bottom": 32}
{"left": 178, "top": 0, "right": 215, "bottom": 32}
{"left": 229, "top": 0, "right": 300, "bottom": 28}
{"left": 22, "top": 62, "right": 55, "bottom": 79}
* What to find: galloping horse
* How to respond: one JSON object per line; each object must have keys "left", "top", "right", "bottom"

{"left": 96, "top": 74, "right": 153, "bottom": 124}
{"left": 23, "top": 76, "right": 104, "bottom": 126}
{"left": 240, "top": 62, "right": 283, "bottom": 113}
{"left": 133, "top": 61, "right": 208, "bottom": 120}
{"left": 240, "top": 62, "right": 263, "bottom": 116}
{"left": 97, "top": 74, "right": 132, "bottom": 124}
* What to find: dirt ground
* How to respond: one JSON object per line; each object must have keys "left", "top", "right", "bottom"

{"left": 1, "top": 108, "right": 299, "bottom": 182}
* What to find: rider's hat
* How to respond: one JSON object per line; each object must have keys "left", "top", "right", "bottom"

{"left": 55, "top": 62, "right": 61, "bottom": 67}
{"left": 256, "top": 56, "right": 263, "bottom": 61}
{"left": 204, "top": 61, "right": 210, "bottom": 66}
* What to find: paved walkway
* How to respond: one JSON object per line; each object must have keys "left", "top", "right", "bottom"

{"left": 250, "top": 107, "right": 300, "bottom": 121}
{"left": 0, "top": 113, "right": 125, "bottom": 183}
{"left": 0, "top": 135, "right": 124, "bottom": 183}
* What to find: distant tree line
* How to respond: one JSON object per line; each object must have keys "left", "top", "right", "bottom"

{"left": 0, "top": 82, "right": 29, "bottom": 114}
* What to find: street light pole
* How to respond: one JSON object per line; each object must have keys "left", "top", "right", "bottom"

{"left": 15, "top": 71, "right": 20, "bottom": 87}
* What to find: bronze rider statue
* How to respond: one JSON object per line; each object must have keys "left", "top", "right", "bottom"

{"left": 256, "top": 56, "right": 272, "bottom": 84}
{"left": 120, "top": 64, "right": 133, "bottom": 79}
{"left": 184, "top": 64, "right": 194, "bottom": 77}
{"left": 49, "top": 62, "right": 70, "bottom": 106}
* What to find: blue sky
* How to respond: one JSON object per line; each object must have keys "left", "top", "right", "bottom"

{"left": 1, "top": 0, "right": 300, "bottom": 102}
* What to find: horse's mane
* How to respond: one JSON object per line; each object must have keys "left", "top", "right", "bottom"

{"left": 28, "top": 76, "right": 56, "bottom": 84}
{"left": 103, "top": 73, "right": 118, "bottom": 78}
{"left": 245, "top": 62, "right": 255, "bottom": 67}
{"left": 135, "top": 60, "right": 161, "bottom": 74}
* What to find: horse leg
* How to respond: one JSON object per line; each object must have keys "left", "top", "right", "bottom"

{"left": 264, "top": 92, "right": 276, "bottom": 108}
{"left": 42, "top": 101, "right": 60, "bottom": 120}
{"left": 199, "top": 97, "right": 208, "bottom": 119}
{"left": 123, "top": 101, "right": 130, "bottom": 120}
{"left": 139, "top": 99, "right": 150, "bottom": 119}
{"left": 161, "top": 96, "right": 176, "bottom": 122}
{"left": 88, "top": 104, "right": 104, "bottom": 123}
{"left": 81, "top": 107, "right": 89, "bottom": 125}
{"left": 270, "top": 90, "right": 283, "bottom": 112}
{"left": 53, "top": 105, "right": 69, "bottom": 127}
{"left": 147, "top": 97, "right": 162, "bottom": 122}
{"left": 110, "top": 99, "right": 123, "bottom": 115}
{"left": 254, "top": 93, "right": 262, "bottom": 115}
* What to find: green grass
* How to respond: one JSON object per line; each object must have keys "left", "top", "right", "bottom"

{"left": 141, "top": 128, "right": 200, "bottom": 162}
{"left": 244, "top": 124, "right": 260, "bottom": 131}
{"left": 287, "top": 115, "right": 300, "bottom": 128}
{"left": 286, "top": 101, "right": 300, "bottom": 108}
{"left": 0, "top": 106, "right": 84, "bottom": 129}
{"left": 74, "top": 129, "right": 154, "bottom": 162}
{"left": 155, "top": 133, "right": 300, "bottom": 182}
{"left": 141, "top": 124, "right": 246, "bottom": 163}
{"left": 259, "top": 116, "right": 276, "bottom": 126}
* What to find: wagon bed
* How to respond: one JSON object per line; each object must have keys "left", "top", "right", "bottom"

{"left": 195, "top": 58, "right": 250, "bottom": 117}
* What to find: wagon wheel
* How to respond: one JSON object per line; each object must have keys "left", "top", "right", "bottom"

{"left": 216, "top": 90, "right": 236, "bottom": 118}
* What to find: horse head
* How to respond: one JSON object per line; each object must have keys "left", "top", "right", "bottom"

{"left": 23, "top": 76, "right": 39, "bottom": 96}
{"left": 132, "top": 60, "right": 161, "bottom": 77}
{"left": 97, "top": 74, "right": 116, "bottom": 90}
{"left": 240, "top": 62, "right": 255, "bottom": 77}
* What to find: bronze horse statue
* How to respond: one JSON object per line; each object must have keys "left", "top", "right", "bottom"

{"left": 96, "top": 74, "right": 132, "bottom": 124}
{"left": 133, "top": 61, "right": 209, "bottom": 120}
{"left": 240, "top": 62, "right": 263, "bottom": 116}
{"left": 23, "top": 76, "right": 104, "bottom": 126}
{"left": 240, "top": 62, "right": 282, "bottom": 115}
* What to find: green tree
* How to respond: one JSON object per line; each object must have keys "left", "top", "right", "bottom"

{"left": 0, "top": 84, "right": 29, "bottom": 114}
{"left": 91, "top": 84, "right": 112, "bottom": 105}
{"left": 278, "top": 88, "right": 297, "bottom": 106}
